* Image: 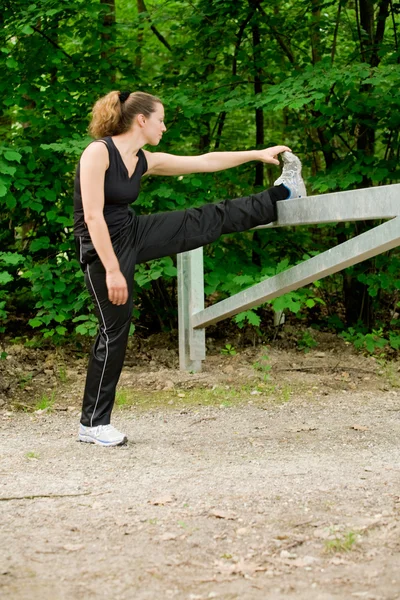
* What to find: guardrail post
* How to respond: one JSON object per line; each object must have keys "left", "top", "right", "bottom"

{"left": 177, "top": 248, "right": 205, "bottom": 372}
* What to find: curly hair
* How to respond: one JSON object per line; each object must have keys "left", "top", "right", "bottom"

{"left": 88, "top": 91, "right": 162, "bottom": 138}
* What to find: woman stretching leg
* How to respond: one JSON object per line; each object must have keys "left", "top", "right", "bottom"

{"left": 74, "top": 91, "right": 306, "bottom": 446}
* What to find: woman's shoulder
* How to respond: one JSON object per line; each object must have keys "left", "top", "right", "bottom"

{"left": 85, "top": 137, "right": 110, "bottom": 152}
{"left": 80, "top": 138, "right": 110, "bottom": 169}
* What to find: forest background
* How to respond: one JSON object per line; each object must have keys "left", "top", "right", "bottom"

{"left": 1, "top": 0, "right": 400, "bottom": 356}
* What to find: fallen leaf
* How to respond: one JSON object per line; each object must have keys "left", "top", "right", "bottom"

{"left": 351, "top": 425, "right": 369, "bottom": 431}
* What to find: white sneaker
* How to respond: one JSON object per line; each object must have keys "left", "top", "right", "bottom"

{"left": 274, "top": 151, "right": 307, "bottom": 199}
{"left": 79, "top": 424, "right": 128, "bottom": 447}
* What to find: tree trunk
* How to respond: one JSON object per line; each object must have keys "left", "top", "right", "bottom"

{"left": 339, "top": 0, "right": 390, "bottom": 327}
{"left": 100, "top": 0, "right": 116, "bottom": 82}
{"left": 251, "top": 21, "right": 264, "bottom": 267}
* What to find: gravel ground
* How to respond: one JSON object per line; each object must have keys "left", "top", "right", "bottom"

{"left": 1, "top": 373, "right": 400, "bottom": 600}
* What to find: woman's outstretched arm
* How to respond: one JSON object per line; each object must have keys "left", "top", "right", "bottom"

{"left": 143, "top": 145, "right": 292, "bottom": 176}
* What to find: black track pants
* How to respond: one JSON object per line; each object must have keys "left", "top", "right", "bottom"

{"left": 78, "top": 187, "right": 287, "bottom": 427}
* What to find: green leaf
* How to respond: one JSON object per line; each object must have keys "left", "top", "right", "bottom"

{"left": 30, "top": 237, "right": 50, "bottom": 252}
{"left": 6, "top": 58, "right": 18, "bottom": 69}
{"left": 245, "top": 310, "right": 261, "bottom": 327}
{"left": 164, "top": 265, "right": 177, "bottom": 277}
{"left": 0, "top": 161, "right": 17, "bottom": 176}
{"left": 234, "top": 310, "right": 261, "bottom": 327}
{"left": 4, "top": 151, "right": 22, "bottom": 163}
{"left": 6, "top": 195, "right": 16, "bottom": 209}
{"left": 75, "top": 324, "right": 88, "bottom": 335}
{"left": 54, "top": 281, "right": 66, "bottom": 292}
{"left": 0, "top": 272, "right": 13, "bottom": 284}
{"left": 232, "top": 275, "right": 254, "bottom": 286}
{"left": 21, "top": 24, "right": 34, "bottom": 34}
{"left": 0, "top": 252, "right": 24, "bottom": 265}
{"left": 54, "top": 314, "right": 66, "bottom": 323}
{"left": 29, "top": 318, "right": 43, "bottom": 328}
{"left": 389, "top": 333, "right": 400, "bottom": 350}
{"left": 29, "top": 201, "right": 44, "bottom": 213}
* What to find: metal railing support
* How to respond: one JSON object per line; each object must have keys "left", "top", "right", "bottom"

{"left": 177, "top": 185, "right": 400, "bottom": 371}
{"left": 192, "top": 217, "right": 400, "bottom": 329}
{"left": 177, "top": 248, "right": 205, "bottom": 372}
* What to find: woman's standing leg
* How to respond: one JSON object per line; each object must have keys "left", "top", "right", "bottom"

{"left": 78, "top": 229, "right": 137, "bottom": 445}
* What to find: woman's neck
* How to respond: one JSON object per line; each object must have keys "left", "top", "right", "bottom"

{"left": 111, "top": 128, "right": 146, "bottom": 155}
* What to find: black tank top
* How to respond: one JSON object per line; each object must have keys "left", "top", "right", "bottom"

{"left": 73, "top": 136, "right": 148, "bottom": 236}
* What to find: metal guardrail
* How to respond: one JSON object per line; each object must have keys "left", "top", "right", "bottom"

{"left": 177, "top": 184, "right": 400, "bottom": 371}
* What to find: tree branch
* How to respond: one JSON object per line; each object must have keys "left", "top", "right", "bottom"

{"left": 214, "top": 9, "right": 255, "bottom": 150}
{"left": 331, "top": 1, "right": 342, "bottom": 64}
{"left": 254, "top": 1, "right": 296, "bottom": 65}
{"left": 32, "top": 26, "right": 74, "bottom": 62}
{"left": 0, "top": 491, "right": 109, "bottom": 501}
{"left": 137, "top": 0, "right": 172, "bottom": 52}
{"left": 372, "top": 0, "right": 390, "bottom": 66}
{"left": 389, "top": 0, "right": 399, "bottom": 56}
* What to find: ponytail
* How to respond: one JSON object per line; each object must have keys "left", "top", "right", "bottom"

{"left": 89, "top": 90, "right": 162, "bottom": 138}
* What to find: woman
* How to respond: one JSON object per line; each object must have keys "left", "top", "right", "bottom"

{"left": 74, "top": 90, "right": 306, "bottom": 447}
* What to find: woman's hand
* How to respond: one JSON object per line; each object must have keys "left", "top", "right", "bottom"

{"left": 106, "top": 269, "right": 128, "bottom": 306}
{"left": 258, "top": 145, "right": 292, "bottom": 166}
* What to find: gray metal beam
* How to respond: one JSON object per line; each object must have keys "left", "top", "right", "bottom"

{"left": 257, "top": 183, "right": 400, "bottom": 228}
{"left": 192, "top": 216, "right": 400, "bottom": 329}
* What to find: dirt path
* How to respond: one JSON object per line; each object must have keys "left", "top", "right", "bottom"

{"left": 1, "top": 341, "right": 400, "bottom": 599}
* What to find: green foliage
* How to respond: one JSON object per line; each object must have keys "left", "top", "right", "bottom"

{"left": 297, "top": 330, "right": 318, "bottom": 353}
{"left": 135, "top": 257, "right": 177, "bottom": 288}
{"left": 23, "top": 257, "right": 88, "bottom": 341}
{"left": 252, "top": 353, "right": 272, "bottom": 381}
{"left": 34, "top": 391, "right": 56, "bottom": 411}
{"left": 72, "top": 313, "right": 99, "bottom": 337}
{"left": 234, "top": 310, "right": 261, "bottom": 329}
{"left": 220, "top": 344, "right": 236, "bottom": 356}
{"left": 324, "top": 531, "right": 359, "bottom": 554}
{"left": 340, "top": 326, "right": 396, "bottom": 355}
{"left": 0, "top": 0, "right": 399, "bottom": 346}
{"left": 26, "top": 451, "right": 40, "bottom": 460}
{"left": 115, "top": 388, "right": 129, "bottom": 407}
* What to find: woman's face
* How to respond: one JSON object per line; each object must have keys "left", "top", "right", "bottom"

{"left": 142, "top": 103, "right": 167, "bottom": 145}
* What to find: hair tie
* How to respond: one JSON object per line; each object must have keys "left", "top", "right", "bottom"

{"left": 119, "top": 91, "right": 131, "bottom": 104}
